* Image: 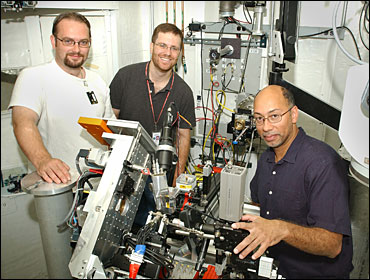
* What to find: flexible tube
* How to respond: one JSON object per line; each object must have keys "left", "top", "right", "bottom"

{"left": 332, "top": 1, "right": 366, "bottom": 65}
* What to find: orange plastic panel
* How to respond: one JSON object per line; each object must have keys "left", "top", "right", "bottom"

{"left": 78, "top": 117, "right": 112, "bottom": 146}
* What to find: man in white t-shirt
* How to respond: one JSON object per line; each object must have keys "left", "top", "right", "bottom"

{"left": 8, "top": 12, "right": 115, "bottom": 184}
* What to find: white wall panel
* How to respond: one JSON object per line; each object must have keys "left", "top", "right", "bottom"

{"left": 1, "top": 19, "right": 30, "bottom": 69}
{"left": 36, "top": 1, "right": 119, "bottom": 10}
{"left": 1, "top": 111, "right": 27, "bottom": 170}
{"left": 116, "top": 1, "right": 152, "bottom": 68}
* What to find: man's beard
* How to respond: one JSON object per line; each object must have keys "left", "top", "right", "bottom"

{"left": 64, "top": 53, "right": 85, "bottom": 68}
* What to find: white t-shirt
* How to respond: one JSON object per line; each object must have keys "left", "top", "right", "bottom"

{"left": 8, "top": 59, "right": 116, "bottom": 170}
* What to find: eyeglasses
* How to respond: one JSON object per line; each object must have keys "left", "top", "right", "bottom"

{"left": 155, "top": 42, "right": 180, "bottom": 53}
{"left": 253, "top": 106, "right": 294, "bottom": 126}
{"left": 55, "top": 37, "right": 91, "bottom": 48}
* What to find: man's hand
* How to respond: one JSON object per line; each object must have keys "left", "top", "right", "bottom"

{"left": 37, "top": 158, "right": 71, "bottom": 184}
{"left": 232, "top": 214, "right": 286, "bottom": 260}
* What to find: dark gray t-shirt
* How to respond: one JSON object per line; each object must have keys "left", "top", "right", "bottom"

{"left": 109, "top": 61, "right": 195, "bottom": 136}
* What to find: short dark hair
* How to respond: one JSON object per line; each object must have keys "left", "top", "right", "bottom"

{"left": 52, "top": 12, "right": 91, "bottom": 38}
{"left": 152, "top": 23, "right": 183, "bottom": 47}
{"left": 281, "top": 86, "right": 295, "bottom": 107}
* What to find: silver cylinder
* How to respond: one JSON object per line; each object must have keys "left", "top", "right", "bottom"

{"left": 219, "top": 1, "right": 238, "bottom": 18}
{"left": 34, "top": 190, "right": 73, "bottom": 279}
{"left": 253, "top": 6, "right": 264, "bottom": 35}
{"left": 23, "top": 172, "right": 78, "bottom": 279}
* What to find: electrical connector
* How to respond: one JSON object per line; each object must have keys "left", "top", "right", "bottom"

{"left": 129, "top": 245, "right": 146, "bottom": 279}
{"left": 189, "top": 23, "right": 201, "bottom": 31}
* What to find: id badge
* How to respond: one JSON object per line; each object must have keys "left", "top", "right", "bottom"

{"left": 152, "top": 132, "right": 161, "bottom": 146}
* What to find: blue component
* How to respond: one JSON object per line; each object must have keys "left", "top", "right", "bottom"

{"left": 135, "top": 245, "right": 146, "bottom": 255}
{"left": 233, "top": 141, "right": 238, "bottom": 145}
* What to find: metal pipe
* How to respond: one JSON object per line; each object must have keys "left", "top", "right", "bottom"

{"left": 268, "top": 1, "right": 276, "bottom": 56}
{"left": 34, "top": 190, "right": 73, "bottom": 278}
{"left": 253, "top": 5, "right": 264, "bottom": 35}
{"left": 341, "top": 1, "right": 348, "bottom": 26}
{"left": 219, "top": 1, "right": 238, "bottom": 18}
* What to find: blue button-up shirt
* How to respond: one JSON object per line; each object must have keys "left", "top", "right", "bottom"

{"left": 251, "top": 128, "right": 353, "bottom": 278}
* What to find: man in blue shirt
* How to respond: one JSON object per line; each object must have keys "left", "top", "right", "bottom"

{"left": 232, "top": 85, "right": 353, "bottom": 278}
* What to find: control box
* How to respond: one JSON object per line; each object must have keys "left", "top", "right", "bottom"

{"left": 219, "top": 164, "right": 247, "bottom": 222}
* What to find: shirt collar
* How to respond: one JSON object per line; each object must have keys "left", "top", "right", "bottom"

{"left": 266, "top": 127, "right": 306, "bottom": 163}
{"left": 146, "top": 63, "right": 175, "bottom": 93}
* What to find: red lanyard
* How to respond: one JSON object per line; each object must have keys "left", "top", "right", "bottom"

{"left": 145, "top": 62, "right": 175, "bottom": 129}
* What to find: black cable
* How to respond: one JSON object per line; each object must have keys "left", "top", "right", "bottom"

{"left": 202, "top": 88, "right": 211, "bottom": 163}
{"left": 75, "top": 149, "right": 95, "bottom": 189}
{"left": 365, "top": 1, "right": 369, "bottom": 22}
{"left": 126, "top": 237, "right": 174, "bottom": 271}
{"left": 238, "top": 36, "right": 252, "bottom": 94}
{"left": 359, "top": 1, "right": 370, "bottom": 50}
{"left": 218, "top": 20, "right": 228, "bottom": 40}
{"left": 299, "top": 27, "right": 338, "bottom": 38}
{"left": 221, "top": 63, "right": 238, "bottom": 93}
{"left": 221, "top": 73, "right": 238, "bottom": 93}
{"left": 185, "top": 205, "right": 224, "bottom": 223}
{"left": 341, "top": 26, "right": 363, "bottom": 60}
{"left": 200, "top": 27, "right": 207, "bottom": 165}
{"left": 57, "top": 171, "right": 101, "bottom": 228}
{"left": 209, "top": 103, "right": 223, "bottom": 165}
{"left": 243, "top": 4, "right": 253, "bottom": 24}
{"left": 299, "top": 26, "right": 363, "bottom": 60}
{"left": 230, "top": 16, "right": 253, "bottom": 34}
{"left": 200, "top": 28, "right": 206, "bottom": 118}
{"left": 364, "top": 1, "right": 369, "bottom": 33}
{"left": 237, "top": 11, "right": 255, "bottom": 95}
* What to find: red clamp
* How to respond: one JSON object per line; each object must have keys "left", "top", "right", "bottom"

{"left": 141, "top": 168, "right": 151, "bottom": 175}
{"left": 180, "top": 192, "right": 192, "bottom": 211}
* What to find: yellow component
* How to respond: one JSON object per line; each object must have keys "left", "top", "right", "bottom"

{"left": 194, "top": 166, "right": 203, "bottom": 172}
{"left": 179, "top": 184, "right": 192, "bottom": 189}
{"left": 78, "top": 117, "right": 112, "bottom": 146}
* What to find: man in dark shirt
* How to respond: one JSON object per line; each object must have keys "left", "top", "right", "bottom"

{"left": 109, "top": 23, "right": 195, "bottom": 226}
{"left": 232, "top": 85, "right": 353, "bottom": 278}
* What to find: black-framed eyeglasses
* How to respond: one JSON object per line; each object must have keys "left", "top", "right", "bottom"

{"left": 55, "top": 37, "right": 91, "bottom": 48}
{"left": 154, "top": 42, "right": 180, "bottom": 53}
{"left": 253, "top": 106, "right": 294, "bottom": 126}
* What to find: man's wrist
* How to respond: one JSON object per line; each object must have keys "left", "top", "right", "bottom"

{"left": 277, "top": 219, "right": 290, "bottom": 241}
{"left": 34, "top": 154, "right": 52, "bottom": 169}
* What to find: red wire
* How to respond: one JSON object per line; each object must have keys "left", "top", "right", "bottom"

{"left": 232, "top": 17, "right": 252, "bottom": 24}
{"left": 196, "top": 117, "right": 213, "bottom": 122}
{"left": 172, "top": 112, "right": 180, "bottom": 126}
